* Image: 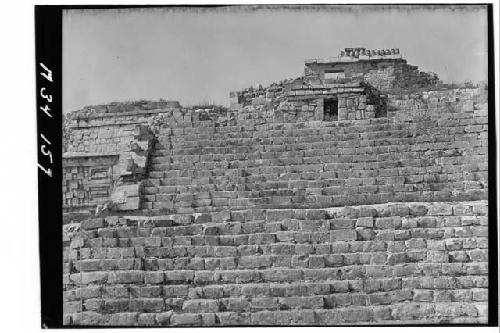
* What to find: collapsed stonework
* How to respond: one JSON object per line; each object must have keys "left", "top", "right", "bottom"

{"left": 62, "top": 48, "right": 489, "bottom": 326}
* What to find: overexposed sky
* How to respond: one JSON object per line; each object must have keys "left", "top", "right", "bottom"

{"left": 63, "top": 5, "right": 488, "bottom": 112}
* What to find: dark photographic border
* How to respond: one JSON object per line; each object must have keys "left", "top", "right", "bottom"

{"left": 35, "top": 4, "right": 497, "bottom": 328}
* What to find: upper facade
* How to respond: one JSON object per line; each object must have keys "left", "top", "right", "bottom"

{"left": 230, "top": 48, "right": 440, "bottom": 122}
{"left": 304, "top": 47, "right": 439, "bottom": 91}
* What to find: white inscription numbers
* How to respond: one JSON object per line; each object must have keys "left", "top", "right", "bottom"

{"left": 38, "top": 63, "right": 54, "bottom": 177}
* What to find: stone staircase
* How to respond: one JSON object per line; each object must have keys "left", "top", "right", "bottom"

{"left": 137, "top": 104, "right": 488, "bottom": 215}
{"left": 63, "top": 201, "right": 489, "bottom": 326}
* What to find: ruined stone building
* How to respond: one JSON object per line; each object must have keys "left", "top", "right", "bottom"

{"left": 62, "top": 48, "right": 489, "bottom": 326}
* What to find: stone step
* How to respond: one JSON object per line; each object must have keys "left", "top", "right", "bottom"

{"left": 65, "top": 304, "right": 489, "bottom": 326}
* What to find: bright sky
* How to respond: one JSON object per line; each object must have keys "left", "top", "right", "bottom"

{"left": 63, "top": 5, "right": 488, "bottom": 112}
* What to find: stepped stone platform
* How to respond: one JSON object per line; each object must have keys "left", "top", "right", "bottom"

{"left": 63, "top": 201, "right": 488, "bottom": 326}
{"left": 62, "top": 48, "right": 490, "bottom": 326}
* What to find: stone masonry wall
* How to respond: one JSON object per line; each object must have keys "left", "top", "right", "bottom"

{"left": 63, "top": 201, "right": 488, "bottom": 326}
{"left": 142, "top": 87, "right": 487, "bottom": 214}
{"left": 63, "top": 108, "right": 163, "bottom": 213}
{"left": 304, "top": 59, "right": 438, "bottom": 92}
{"left": 62, "top": 56, "right": 490, "bottom": 326}
{"left": 63, "top": 86, "right": 487, "bottom": 217}
{"left": 63, "top": 155, "right": 119, "bottom": 209}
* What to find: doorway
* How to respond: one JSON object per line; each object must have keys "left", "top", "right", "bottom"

{"left": 323, "top": 98, "right": 338, "bottom": 121}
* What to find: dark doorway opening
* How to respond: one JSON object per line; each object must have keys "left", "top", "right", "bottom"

{"left": 324, "top": 98, "right": 338, "bottom": 121}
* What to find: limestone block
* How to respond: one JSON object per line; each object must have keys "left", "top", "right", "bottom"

{"left": 110, "top": 183, "right": 141, "bottom": 211}
{"left": 111, "top": 184, "right": 139, "bottom": 201}
{"left": 115, "top": 197, "right": 140, "bottom": 211}
{"left": 338, "top": 108, "right": 348, "bottom": 120}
